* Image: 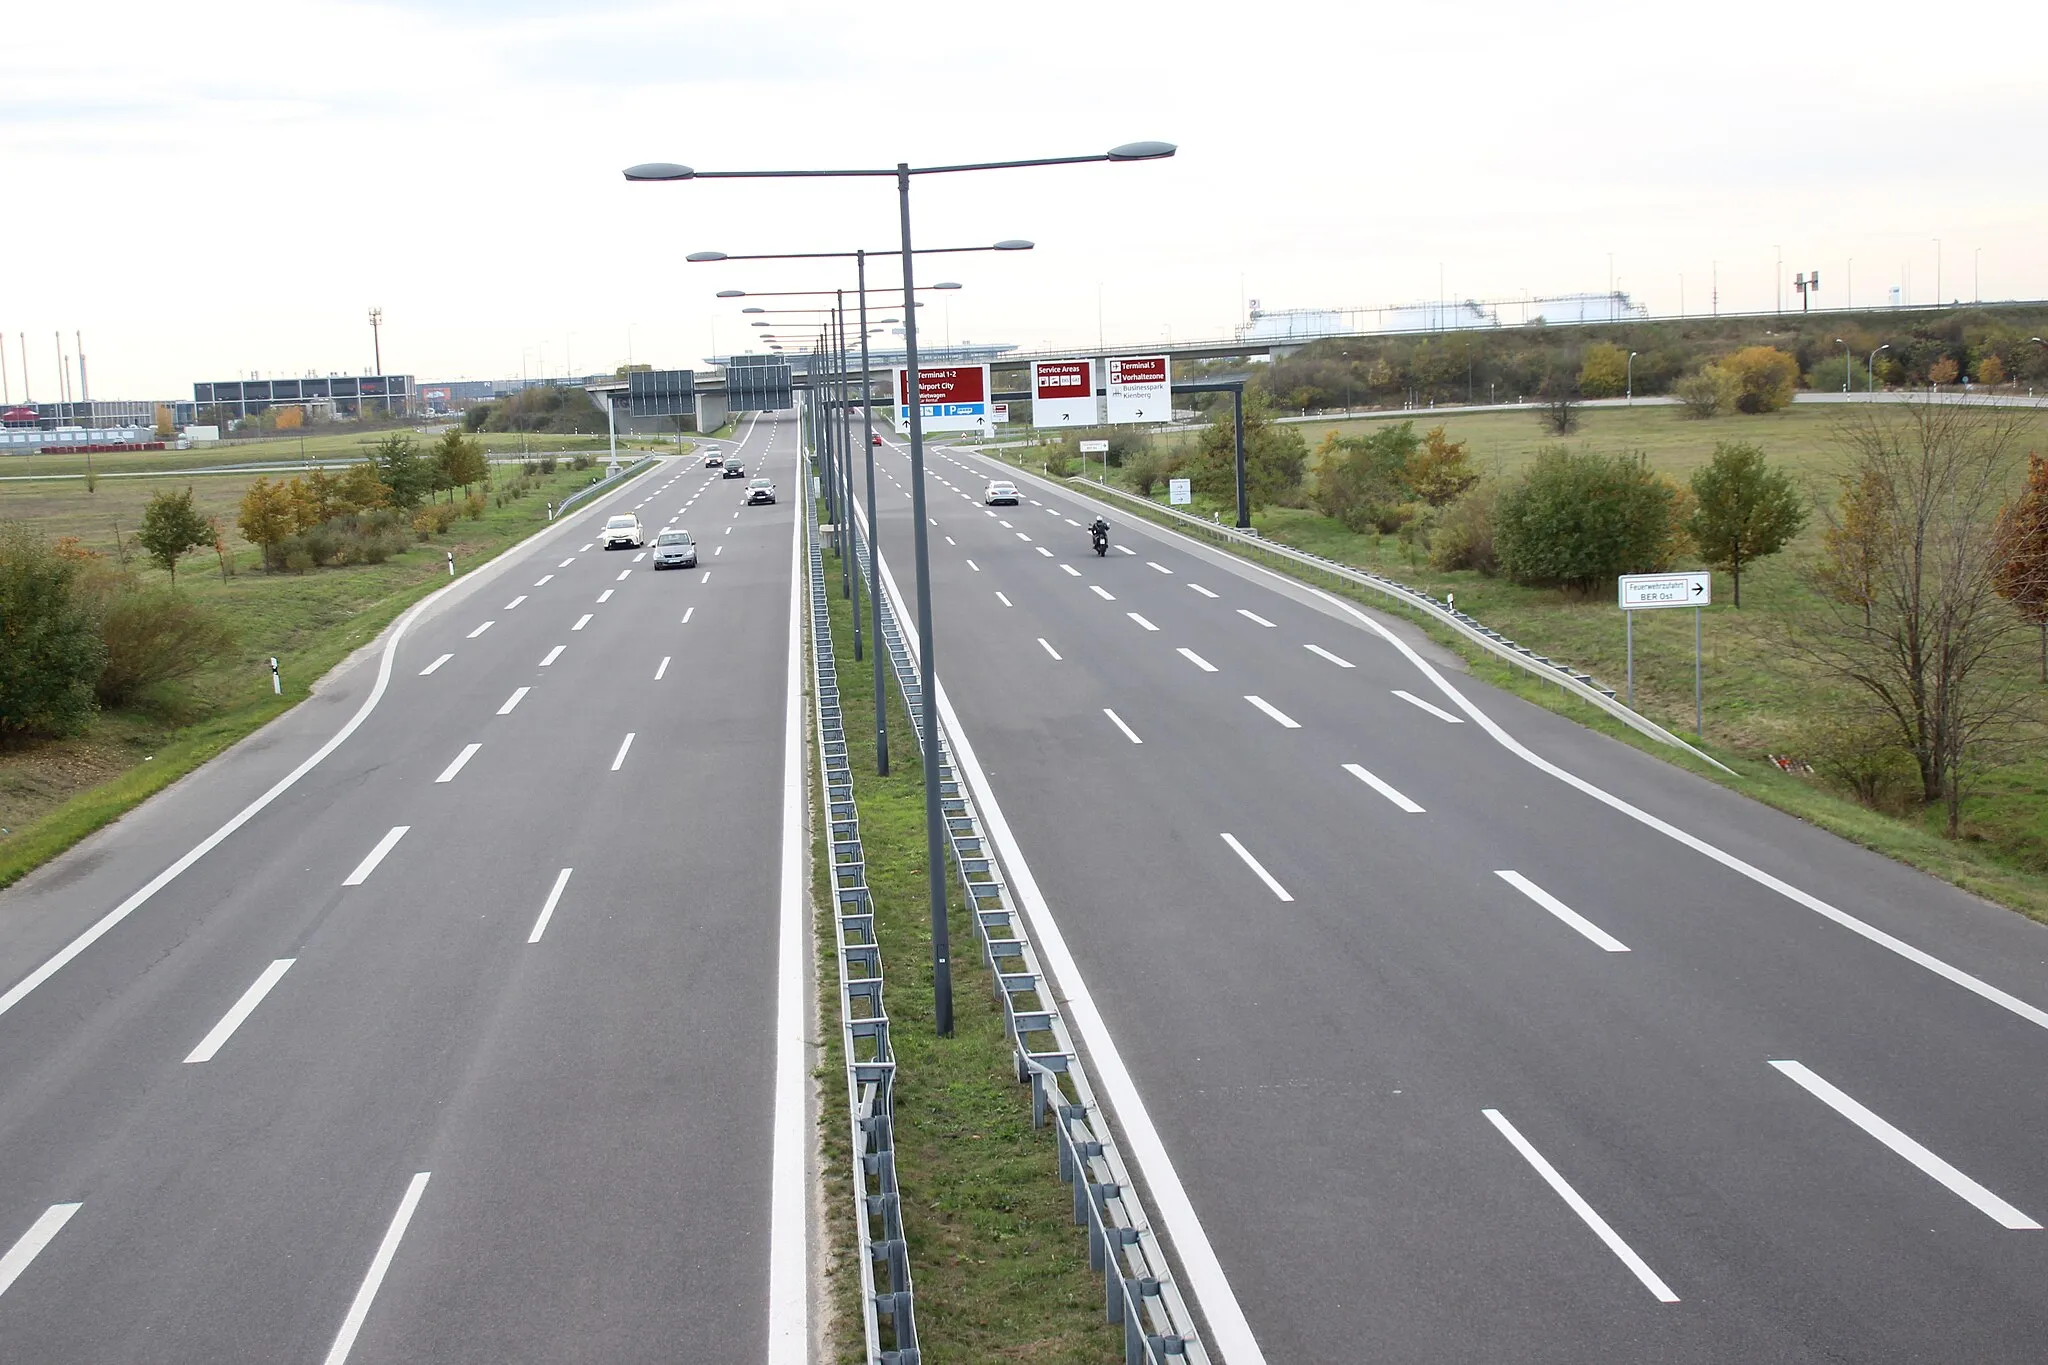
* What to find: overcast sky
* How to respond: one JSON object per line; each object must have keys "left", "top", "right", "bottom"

{"left": 7, "top": 0, "right": 2045, "bottom": 401}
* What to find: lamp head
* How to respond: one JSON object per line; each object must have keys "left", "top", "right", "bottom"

{"left": 742, "top": 307, "right": 765, "bottom": 314}
{"left": 932, "top": 281, "right": 962, "bottom": 291}
{"left": 1107, "top": 141, "right": 1177, "bottom": 162}
{"left": 686, "top": 251, "right": 728, "bottom": 263}
{"left": 994, "top": 239, "right": 1035, "bottom": 251}
{"left": 715, "top": 290, "right": 745, "bottom": 298}
{"left": 624, "top": 162, "right": 695, "bottom": 181}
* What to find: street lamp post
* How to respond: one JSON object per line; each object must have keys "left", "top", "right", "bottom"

{"left": 1627, "top": 351, "right": 1638, "bottom": 405}
{"left": 632, "top": 146, "right": 1174, "bottom": 1034}
{"left": 1836, "top": 338, "right": 1850, "bottom": 394}
{"left": 1868, "top": 343, "right": 1890, "bottom": 395}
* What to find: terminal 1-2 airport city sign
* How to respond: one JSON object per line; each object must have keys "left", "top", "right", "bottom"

{"left": 895, "top": 364, "right": 991, "bottom": 432}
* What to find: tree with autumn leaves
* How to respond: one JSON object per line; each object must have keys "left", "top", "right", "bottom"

{"left": 1994, "top": 453, "right": 2048, "bottom": 681}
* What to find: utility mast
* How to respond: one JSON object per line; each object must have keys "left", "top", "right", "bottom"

{"left": 369, "top": 307, "right": 384, "bottom": 374}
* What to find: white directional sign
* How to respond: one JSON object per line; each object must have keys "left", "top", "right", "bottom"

{"left": 990, "top": 402, "right": 1010, "bottom": 424}
{"left": 1078, "top": 439, "right": 1109, "bottom": 454}
{"left": 1169, "top": 478, "right": 1192, "bottom": 506}
{"left": 1618, "top": 571, "right": 1711, "bottom": 610}
{"left": 1105, "top": 355, "right": 1171, "bottom": 424}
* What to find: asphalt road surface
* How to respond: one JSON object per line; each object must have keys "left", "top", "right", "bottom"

{"left": 0, "top": 415, "right": 806, "bottom": 1362}
{"left": 856, "top": 429, "right": 2048, "bottom": 1364}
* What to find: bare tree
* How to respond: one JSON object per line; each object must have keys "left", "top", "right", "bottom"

{"left": 1794, "top": 399, "right": 2033, "bottom": 834}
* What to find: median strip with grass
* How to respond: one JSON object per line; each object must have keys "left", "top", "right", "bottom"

{"left": 810, "top": 534, "right": 1119, "bottom": 1364}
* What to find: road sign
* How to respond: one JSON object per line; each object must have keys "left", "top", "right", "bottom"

{"left": 1031, "top": 359, "right": 1097, "bottom": 428}
{"left": 1618, "top": 572, "right": 1711, "bottom": 610}
{"left": 895, "top": 365, "right": 989, "bottom": 432}
{"left": 1078, "top": 439, "right": 1109, "bottom": 454}
{"left": 1169, "top": 478, "right": 1192, "bottom": 505}
{"left": 991, "top": 402, "right": 1009, "bottom": 424}
{"left": 1106, "top": 355, "right": 1171, "bottom": 424}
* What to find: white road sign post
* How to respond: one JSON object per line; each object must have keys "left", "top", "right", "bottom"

{"left": 1617, "top": 572, "right": 1712, "bottom": 734}
{"left": 1078, "top": 438, "right": 1109, "bottom": 484}
{"left": 1169, "top": 477, "right": 1191, "bottom": 506}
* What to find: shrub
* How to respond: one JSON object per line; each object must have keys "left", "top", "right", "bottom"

{"left": 1720, "top": 346, "right": 1799, "bottom": 413}
{"left": 1429, "top": 480, "right": 1502, "bottom": 574}
{"left": 540, "top": 456, "right": 558, "bottom": 474}
{"left": 1495, "top": 448, "right": 1682, "bottom": 592}
{"left": 1578, "top": 343, "right": 1630, "bottom": 399}
{"left": 1674, "top": 365, "right": 1740, "bottom": 418}
{"left": 464, "top": 492, "right": 486, "bottom": 521}
{"left": 571, "top": 454, "right": 593, "bottom": 471}
{"left": 1312, "top": 423, "right": 1416, "bottom": 533}
{"left": 1798, "top": 713, "right": 1920, "bottom": 814}
{"left": 283, "top": 547, "right": 315, "bottom": 573}
{"left": 93, "top": 583, "right": 236, "bottom": 705}
{"left": 0, "top": 524, "right": 105, "bottom": 738}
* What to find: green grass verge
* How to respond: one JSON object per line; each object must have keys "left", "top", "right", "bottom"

{"left": 810, "top": 532, "right": 1118, "bottom": 1364}
{"left": 0, "top": 463, "right": 655, "bottom": 889}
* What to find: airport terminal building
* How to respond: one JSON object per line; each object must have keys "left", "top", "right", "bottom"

{"left": 193, "top": 374, "right": 416, "bottom": 422}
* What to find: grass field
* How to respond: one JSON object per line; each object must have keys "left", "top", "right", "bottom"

{"left": 1, "top": 426, "right": 684, "bottom": 482}
{"left": 0, "top": 461, "right": 635, "bottom": 885}
{"left": 977, "top": 401, "right": 2048, "bottom": 907}
{"left": 811, "top": 531, "right": 1118, "bottom": 1364}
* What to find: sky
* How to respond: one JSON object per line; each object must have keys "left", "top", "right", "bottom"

{"left": 6, "top": 0, "right": 2047, "bottom": 402}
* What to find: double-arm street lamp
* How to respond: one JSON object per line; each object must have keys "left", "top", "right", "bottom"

{"left": 628, "top": 143, "right": 1174, "bottom": 1036}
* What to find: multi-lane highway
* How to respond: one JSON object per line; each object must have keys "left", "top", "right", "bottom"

{"left": 857, "top": 431, "right": 2048, "bottom": 1363}
{"left": 0, "top": 416, "right": 807, "bottom": 1362}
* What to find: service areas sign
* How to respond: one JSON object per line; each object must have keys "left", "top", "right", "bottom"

{"left": 1106, "top": 354, "right": 1171, "bottom": 424}
{"left": 1618, "top": 571, "right": 1711, "bottom": 610}
{"left": 1031, "top": 359, "right": 1097, "bottom": 428}
{"left": 895, "top": 365, "right": 991, "bottom": 432}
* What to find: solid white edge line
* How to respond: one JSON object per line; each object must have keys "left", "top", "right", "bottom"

{"left": 0, "top": 1202, "right": 82, "bottom": 1301}
{"left": 1483, "top": 1109, "right": 1680, "bottom": 1302}
{"left": 419, "top": 653, "right": 452, "bottom": 676}
{"left": 1392, "top": 689, "right": 1464, "bottom": 723}
{"left": 1305, "top": 644, "right": 1355, "bottom": 668}
{"left": 767, "top": 467, "right": 807, "bottom": 1360}
{"left": 1103, "top": 708, "right": 1143, "bottom": 744}
{"left": 1220, "top": 832, "right": 1294, "bottom": 902}
{"left": 496, "top": 687, "right": 529, "bottom": 716}
{"left": 856, "top": 502, "right": 1267, "bottom": 1365}
{"left": 1297, "top": 589, "right": 2048, "bottom": 1032}
{"left": 1342, "top": 762, "right": 1424, "bottom": 813}
{"left": 1039, "top": 638, "right": 1062, "bottom": 660}
{"left": 1177, "top": 648, "right": 1218, "bottom": 673}
{"left": 527, "top": 868, "right": 574, "bottom": 944}
{"left": 1768, "top": 1060, "right": 2041, "bottom": 1228}
{"left": 655, "top": 655, "right": 670, "bottom": 680}
{"left": 321, "top": 1171, "right": 432, "bottom": 1365}
{"left": 435, "top": 743, "right": 482, "bottom": 783}
{"left": 183, "top": 958, "right": 296, "bottom": 1063}
{"left": 1495, "top": 870, "right": 1630, "bottom": 952}
{"left": 343, "top": 826, "right": 409, "bottom": 886}
{"left": 1243, "top": 695, "right": 1301, "bottom": 729}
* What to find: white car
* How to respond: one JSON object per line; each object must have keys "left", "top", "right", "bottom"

{"left": 983, "top": 480, "right": 1020, "bottom": 506}
{"left": 602, "top": 513, "right": 644, "bottom": 549}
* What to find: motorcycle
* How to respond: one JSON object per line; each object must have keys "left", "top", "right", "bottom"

{"left": 1091, "top": 524, "right": 1109, "bottom": 557}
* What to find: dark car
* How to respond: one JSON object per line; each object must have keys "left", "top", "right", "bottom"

{"left": 722, "top": 460, "right": 747, "bottom": 478}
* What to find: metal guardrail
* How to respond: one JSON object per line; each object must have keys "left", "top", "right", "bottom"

{"left": 1055, "top": 474, "right": 1733, "bottom": 774}
{"left": 551, "top": 454, "right": 660, "bottom": 518}
{"left": 847, "top": 513, "right": 1210, "bottom": 1365}
{"left": 808, "top": 499, "right": 920, "bottom": 1364}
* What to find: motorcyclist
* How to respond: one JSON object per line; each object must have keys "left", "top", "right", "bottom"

{"left": 1089, "top": 515, "right": 1109, "bottom": 541}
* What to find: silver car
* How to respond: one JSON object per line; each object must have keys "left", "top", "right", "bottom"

{"left": 652, "top": 528, "right": 697, "bottom": 569}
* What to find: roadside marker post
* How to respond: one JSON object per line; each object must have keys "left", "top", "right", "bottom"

{"left": 1618, "top": 572, "right": 1711, "bottom": 735}
{"left": 269, "top": 657, "right": 281, "bottom": 695}
{"left": 446, "top": 550, "right": 454, "bottom": 577}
